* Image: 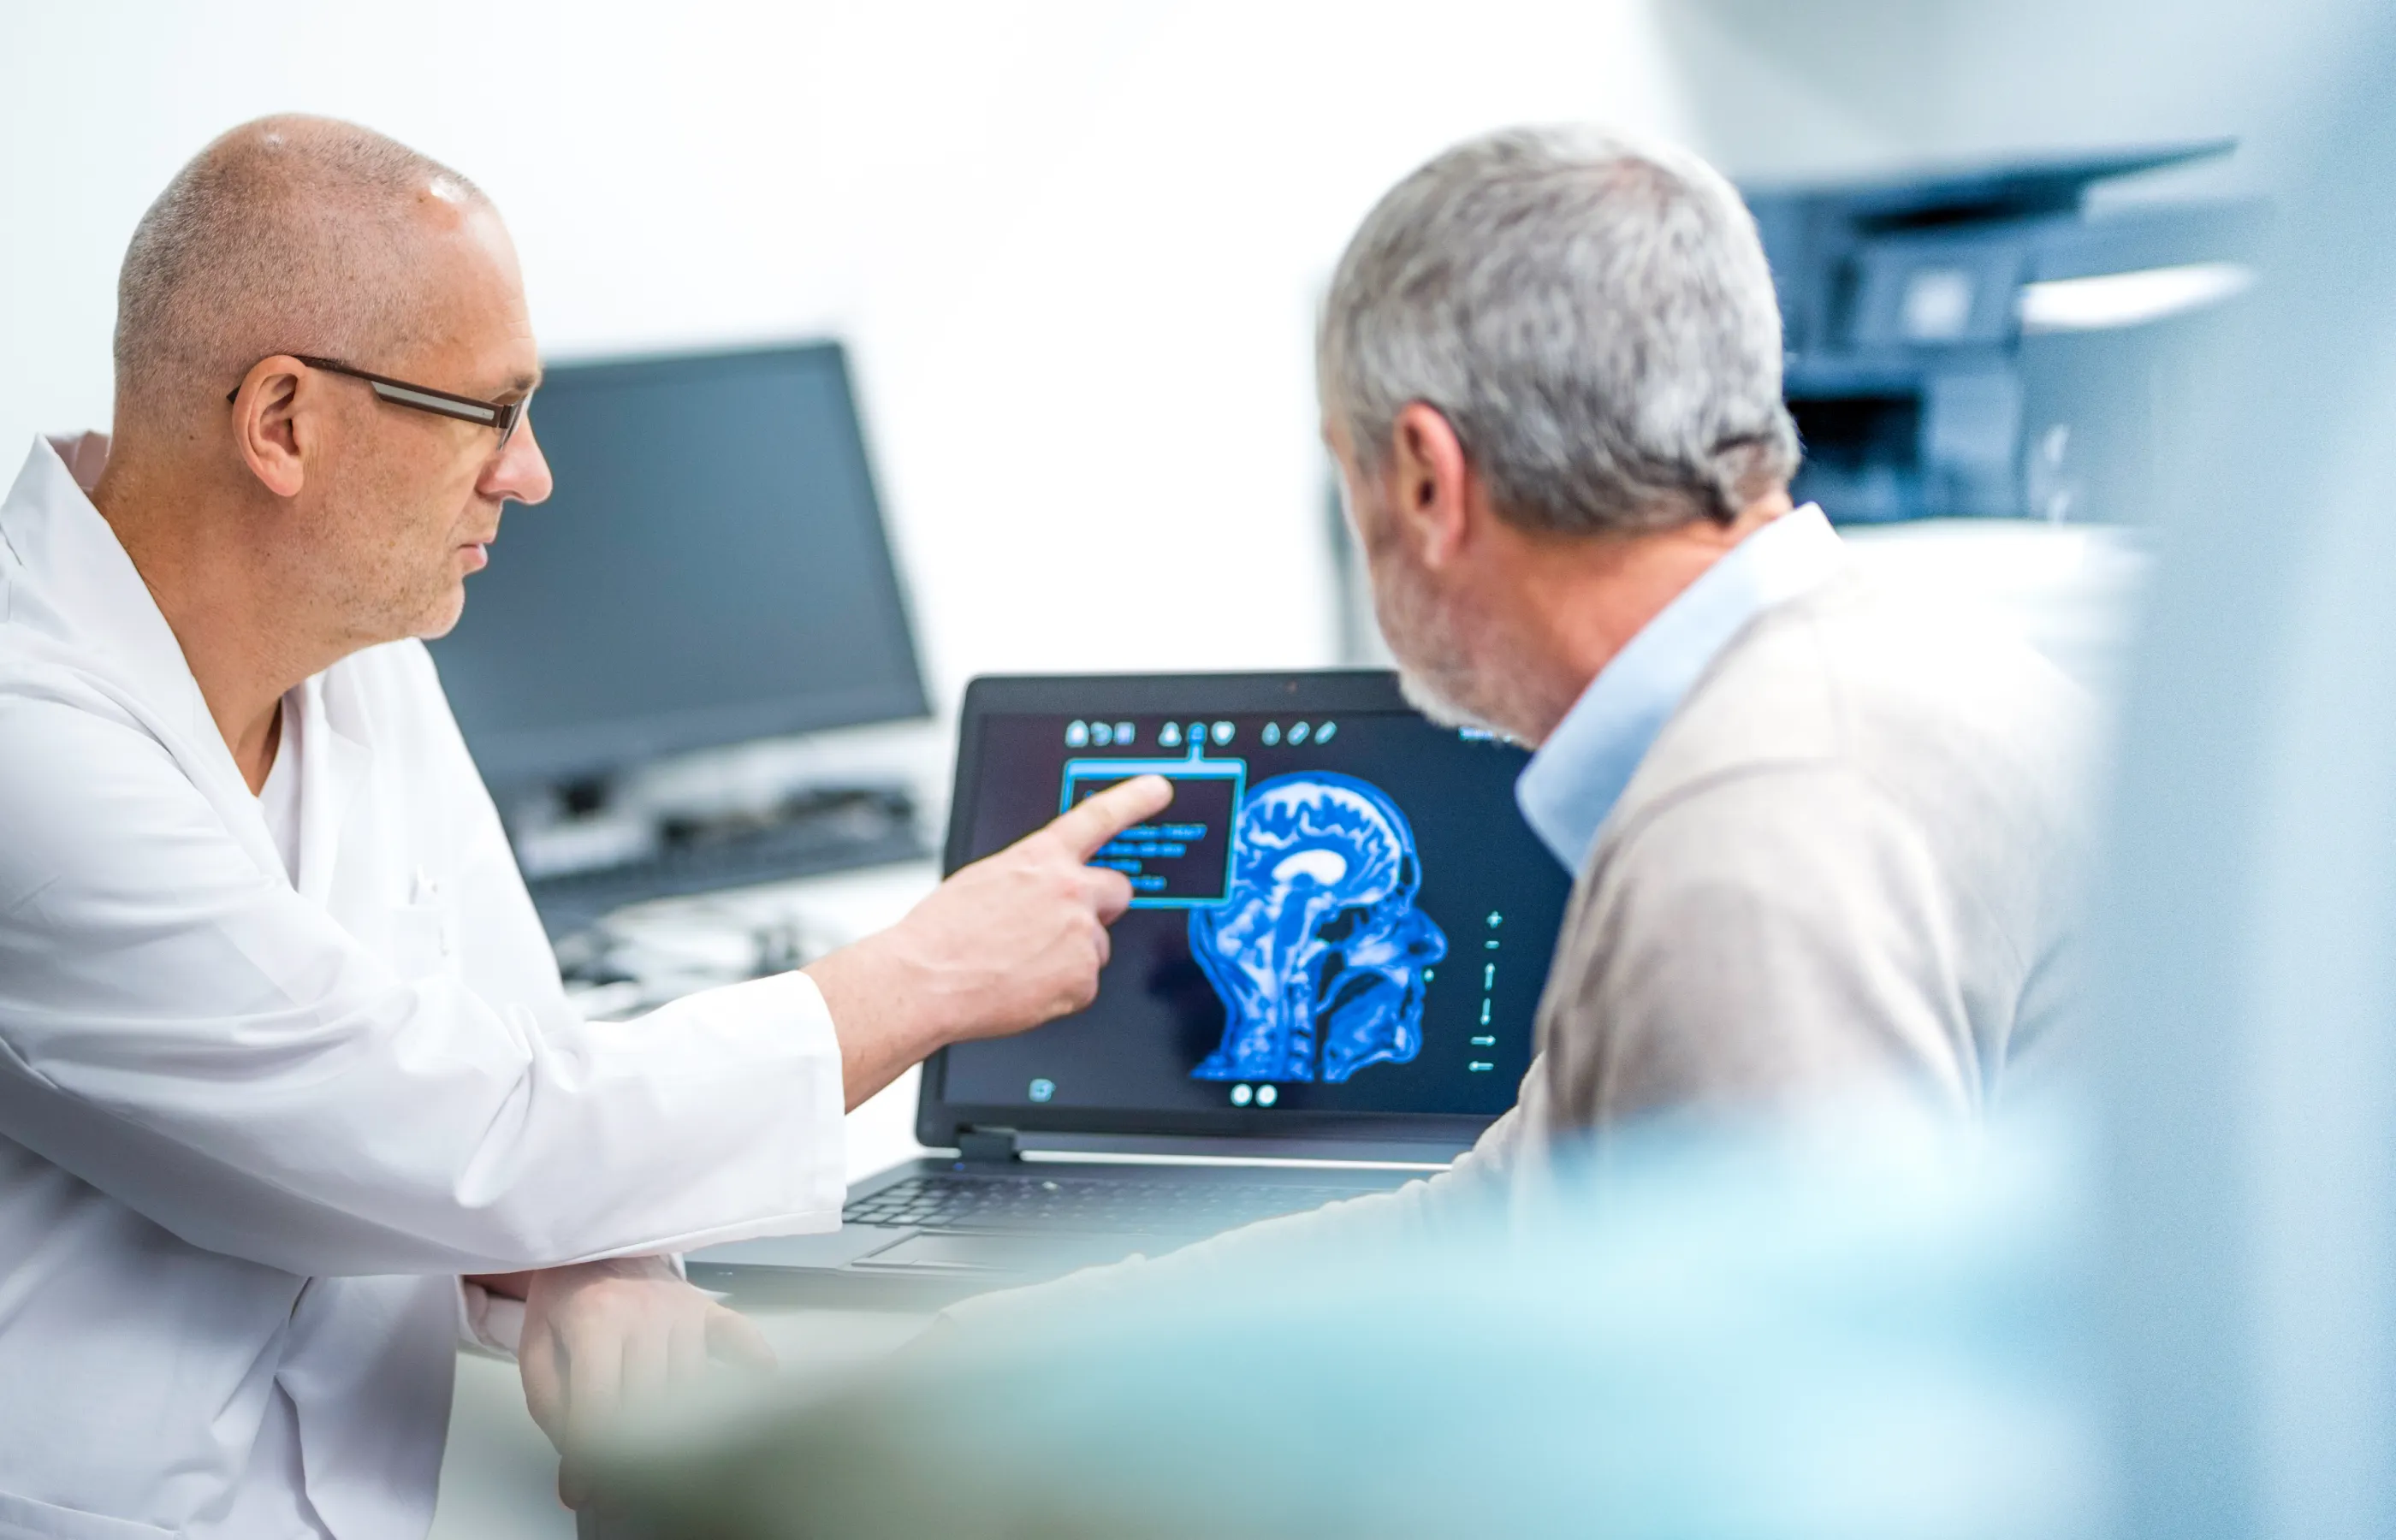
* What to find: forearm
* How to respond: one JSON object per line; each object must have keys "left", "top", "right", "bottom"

{"left": 805, "top": 938, "right": 948, "bottom": 1112}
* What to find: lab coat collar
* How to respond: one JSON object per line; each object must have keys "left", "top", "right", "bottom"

{"left": 1, "top": 433, "right": 216, "bottom": 749}
{"left": 0, "top": 434, "right": 376, "bottom": 901}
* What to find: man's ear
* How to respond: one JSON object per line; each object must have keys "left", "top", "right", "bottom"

{"left": 230, "top": 356, "right": 311, "bottom": 500}
{"left": 1385, "top": 402, "right": 1475, "bottom": 570}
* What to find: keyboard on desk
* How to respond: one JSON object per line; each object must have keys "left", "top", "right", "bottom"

{"left": 844, "top": 1172, "right": 1367, "bottom": 1238}
{"left": 525, "top": 815, "right": 926, "bottom": 936}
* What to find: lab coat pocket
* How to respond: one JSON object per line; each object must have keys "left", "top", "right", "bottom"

{"left": 389, "top": 897, "right": 463, "bottom": 981}
{"left": 0, "top": 1490, "right": 175, "bottom": 1540}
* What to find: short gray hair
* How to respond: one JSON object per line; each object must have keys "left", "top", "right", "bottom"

{"left": 114, "top": 115, "right": 488, "bottom": 423}
{"left": 1319, "top": 126, "right": 1800, "bottom": 534}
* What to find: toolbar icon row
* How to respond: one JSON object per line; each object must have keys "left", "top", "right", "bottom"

{"left": 1065, "top": 720, "right": 1246, "bottom": 749}
{"left": 1064, "top": 720, "right": 1136, "bottom": 748}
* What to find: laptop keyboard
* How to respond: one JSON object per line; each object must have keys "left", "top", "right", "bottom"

{"left": 842, "top": 1172, "right": 1373, "bottom": 1236}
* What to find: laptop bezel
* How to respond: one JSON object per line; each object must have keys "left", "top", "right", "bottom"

{"left": 916, "top": 669, "right": 1554, "bottom": 1154}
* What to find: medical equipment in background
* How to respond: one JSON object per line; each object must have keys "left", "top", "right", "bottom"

{"left": 1747, "top": 141, "right": 2262, "bottom": 525}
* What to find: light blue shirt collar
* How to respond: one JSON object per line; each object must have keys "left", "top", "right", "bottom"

{"left": 1514, "top": 504, "right": 1848, "bottom": 873}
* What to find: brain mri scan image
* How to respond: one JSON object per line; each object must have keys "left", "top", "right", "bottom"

{"left": 1189, "top": 773, "right": 1449, "bottom": 1084}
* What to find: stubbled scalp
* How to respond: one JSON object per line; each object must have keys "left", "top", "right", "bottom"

{"left": 111, "top": 114, "right": 491, "bottom": 430}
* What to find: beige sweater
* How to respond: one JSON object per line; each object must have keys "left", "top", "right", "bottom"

{"left": 951, "top": 569, "right": 2091, "bottom": 1313}
{"left": 1539, "top": 566, "right": 2085, "bottom": 1129}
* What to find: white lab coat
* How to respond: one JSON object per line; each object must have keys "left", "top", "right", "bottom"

{"left": 0, "top": 435, "right": 848, "bottom": 1539}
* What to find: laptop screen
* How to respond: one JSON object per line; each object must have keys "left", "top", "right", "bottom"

{"left": 926, "top": 674, "right": 1574, "bottom": 1143}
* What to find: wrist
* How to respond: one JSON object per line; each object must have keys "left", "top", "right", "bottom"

{"left": 806, "top": 930, "right": 954, "bottom": 1108}
{"left": 527, "top": 1255, "right": 679, "bottom": 1294}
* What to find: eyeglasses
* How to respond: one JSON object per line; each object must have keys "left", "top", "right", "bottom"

{"left": 226, "top": 355, "right": 529, "bottom": 449}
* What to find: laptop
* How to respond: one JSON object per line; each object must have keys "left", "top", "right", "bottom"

{"left": 686, "top": 670, "right": 1572, "bottom": 1306}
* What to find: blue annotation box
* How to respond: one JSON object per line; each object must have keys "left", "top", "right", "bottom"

{"left": 1062, "top": 744, "right": 1246, "bottom": 906}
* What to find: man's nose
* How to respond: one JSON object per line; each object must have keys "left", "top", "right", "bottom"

{"left": 484, "top": 416, "right": 554, "bottom": 506}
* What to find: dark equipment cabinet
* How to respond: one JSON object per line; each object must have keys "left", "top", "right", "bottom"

{"left": 1745, "top": 142, "right": 2263, "bottom": 524}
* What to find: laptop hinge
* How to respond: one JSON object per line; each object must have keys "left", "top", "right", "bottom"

{"left": 955, "top": 1127, "right": 1021, "bottom": 1164}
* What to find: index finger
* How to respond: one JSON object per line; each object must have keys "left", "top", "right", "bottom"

{"left": 1047, "top": 774, "right": 1175, "bottom": 861}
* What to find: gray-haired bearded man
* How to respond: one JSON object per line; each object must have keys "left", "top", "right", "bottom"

{"left": 952, "top": 124, "right": 2089, "bottom": 1320}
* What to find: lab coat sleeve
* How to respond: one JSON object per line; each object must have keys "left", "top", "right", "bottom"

{"left": 0, "top": 689, "right": 848, "bottom": 1277}
{"left": 459, "top": 1278, "right": 527, "bottom": 1358}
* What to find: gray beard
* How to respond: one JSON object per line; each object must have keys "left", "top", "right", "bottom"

{"left": 1373, "top": 565, "right": 1531, "bottom": 745}
{"left": 1394, "top": 664, "right": 1493, "bottom": 733}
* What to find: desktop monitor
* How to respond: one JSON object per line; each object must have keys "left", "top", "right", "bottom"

{"left": 427, "top": 341, "right": 928, "bottom": 791}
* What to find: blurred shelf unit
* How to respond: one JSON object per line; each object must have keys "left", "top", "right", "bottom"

{"left": 1746, "top": 142, "right": 2264, "bottom": 525}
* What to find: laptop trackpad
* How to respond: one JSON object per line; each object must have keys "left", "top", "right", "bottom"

{"left": 854, "top": 1232, "right": 1125, "bottom": 1273}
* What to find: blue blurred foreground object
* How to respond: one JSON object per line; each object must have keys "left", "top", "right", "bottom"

{"left": 596, "top": 1109, "right": 2096, "bottom": 1540}
{"left": 2091, "top": 9, "right": 2396, "bottom": 1538}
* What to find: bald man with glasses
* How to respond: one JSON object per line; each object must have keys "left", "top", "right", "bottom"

{"left": 0, "top": 115, "right": 1168, "bottom": 1537}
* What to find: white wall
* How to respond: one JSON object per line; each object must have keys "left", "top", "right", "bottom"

{"left": 1656, "top": 0, "right": 2380, "bottom": 196}
{"left": 0, "top": 0, "right": 1692, "bottom": 704}
{"left": 13, "top": 0, "right": 2367, "bottom": 714}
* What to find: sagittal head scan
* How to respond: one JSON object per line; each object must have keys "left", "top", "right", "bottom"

{"left": 1189, "top": 772, "right": 1449, "bottom": 1084}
